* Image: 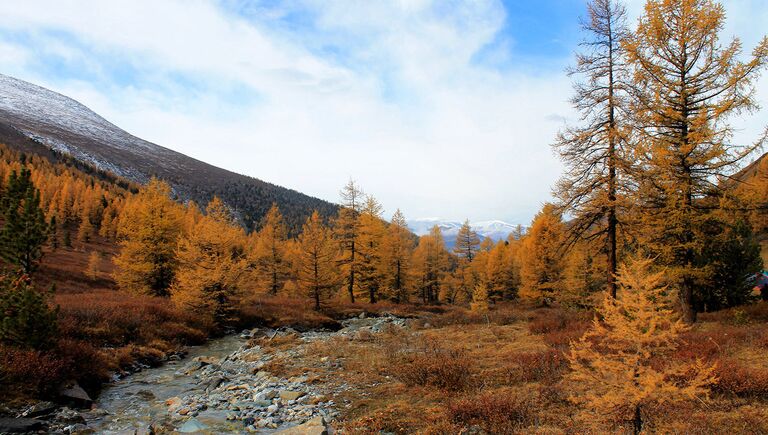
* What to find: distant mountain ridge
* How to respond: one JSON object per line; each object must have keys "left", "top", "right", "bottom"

{"left": 407, "top": 218, "right": 522, "bottom": 248}
{"left": 0, "top": 73, "right": 337, "bottom": 233}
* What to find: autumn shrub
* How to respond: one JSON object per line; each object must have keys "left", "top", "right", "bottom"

{"left": 388, "top": 338, "right": 474, "bottom": 392}
{"left": 528, "top": 308, "right": 591, "bottom": 348}
{"left": 447, "top": 388, "right": 535, "bottom": 433}
{"left": 712, "top": 359, "right": 768, "bottom": 397}
{"left": 238, "top": 295, "right": 339, "bottom": 330}
{"left": 507, "top": 349, "right": 568, "bottom": 384}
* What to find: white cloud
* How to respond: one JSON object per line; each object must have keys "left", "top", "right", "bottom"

{"left": 0, "top": 0, "right": 764, "bottom": 225}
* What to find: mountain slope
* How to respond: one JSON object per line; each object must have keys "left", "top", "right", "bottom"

{"left": 407, "top": 218, "right": 522, "bottom": 248}
{"left": 0, "top": 73, "right": 337, "bottom": 233}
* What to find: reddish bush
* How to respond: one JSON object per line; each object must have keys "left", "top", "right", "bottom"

{"left": 712, "top": 359, "right": 768, "bottom": 397}
{"left": 447, "top": 389, "right": 535, "bottom": 433}
{"left": 507, "top": 349, "right": 568, "bottom": 384}
{"left": 389, "top": 339, "right": 474, "bottom": 392}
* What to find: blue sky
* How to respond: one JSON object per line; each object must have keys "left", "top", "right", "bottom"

{"left": 0, "top": 0, "right": 765, "bottom": 224}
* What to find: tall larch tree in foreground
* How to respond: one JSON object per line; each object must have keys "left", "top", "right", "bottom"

{"left": 335, "top": 180, "right": 364, "bottom": 303}
{"left": 380, "top": 209, "right": 413, "bottom": 303}
{"left": 298, "top": 211, "right": 337, "bottom": 310}
{"left": 567, "top": 258, "right": 715, "bottom": 433}
{"left": 357, "top": 195, "right": 385, "bottom": 303}
{"left": 113, "top": 179, "right": 183, "bottom": 297}
{"left": 625, "top": 0, "right": 768, "bottom": 323}
{"left": 519, "top": 204, "right": 565, "bottom": 306}
{"left": 0, "top": 167, "right": 48, "bottom": 275}
{"left": 554, "top": 0, "right": 632, "bottom": 298}
{"left": 252, "top": 204, "right": 289, "bottom": 295}
{"left": 172, "top": 197, "right": 248, "bottom": 326}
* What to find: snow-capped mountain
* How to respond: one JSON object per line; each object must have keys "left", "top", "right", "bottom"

{"left": 0, "top": 73, "right": 336, "bottom": 231}
{"left": 407, "top": 218, "right": 523, "bottom": 248}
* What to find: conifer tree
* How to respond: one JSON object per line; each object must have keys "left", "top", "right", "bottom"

{"left": 113, "top": 179, "right": 183, "bottom": 297}
{"left": 357, "top": 195, "right": 385, "bottom": 303}
{"left": 453, "top": 219, "right": 480, "bottom": 261}
{"left": 297, "top": 211, "right": 337, "bottom": 310}
{"left": 0, "top": 274, "right": 58, "bottom": 350}
{"left": 49, "top": 216, "right": 58, "bottom": 250}
{"left": 554, "top": 0, "right": 633, "bottom": 298}
{"left": 0, "top": 167, "right": 48, "bottom": 275}
{"left": 519, "top": 204, "right": 565, "bottom": 306}
{"left": 335, "top": 180, "right": 364, "bottom": 303}
{"left": 172, "top": 197, "right": 248, "bottom": 326}
{"left": 86, "top": 251, "right": 101, "bottom": 280}
{"left": 252, "top": 204, "right": 289, "bottom": 295}
{"left": 411, "top": 225, "right": 449, "bottom": 304}
{"left": 470, "top": 281, "right": 490, "bottom": 312}
{"left": 380, "top": 209, "right": 414, "bottom": 303}
{"left": 626, "top": 0, "right": 767, "bottom": 323}
{"left": 567, "top": 258, "right": 716, "bottom": 433}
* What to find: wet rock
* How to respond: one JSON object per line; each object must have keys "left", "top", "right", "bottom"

{"left": 166, "top": 396, "right": 183, "bottom": 413}
{"left": 54, "top": 407, "right": 86, "bottom": 425}
{"left": 58, "top": 381, "right": 93, "bottom": 406}
{"left": 275, "top": 416, "right": 328, "bottom": 435}
{"left": 200, "top": 375, "right": 225, "bottom": 391}
{"left": 178, "top": 417, "right": 208, "bottom": 433}
{"left": 0, "top": 417, "right": 47, "bottom": 433}
{"left": 255, "top": 389, "right": 277, "bottom": 401}
{"left": 18, "top": 401, "right": 56, "bottom": 418}
{"left": 193, "top": 355, "right": 221, "bottom": 366}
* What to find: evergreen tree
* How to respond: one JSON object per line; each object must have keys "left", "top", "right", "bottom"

{"left": 252, "top": 204, "right": 289, "bottom": 295}
{"left": 411, "top": 225, "right": 449, "bottom": 304}
{"left": 519, "top": 204, "right": 566, "bottom": 306}
{"left": 381, "top": 209, "right": 414, "bottom": 303}
{"left": 357, "top": 195, "right": 385, "bottom": 303}
{"left": 0, "top": 274, "right": 58, "bottom": 350}
{"left": 0, "top": 167, "right": 48, "bottom": 275}
{"left": 453, "top": 219, "right": 481, "bottom": 261}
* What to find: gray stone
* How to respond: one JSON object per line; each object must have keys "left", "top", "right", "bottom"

{"left": 18, "top": 401, "right": 56, "bottom": 418}
{"left": 0, "top": 418, "right": 47, "bottom": 433}
{"left": 178, "top": 417, "right": 208, "bottom": 433}
{"left": 274, "top": 416, "right": 328, "bottom": 435}
{"left": 58, "top": 381, "right": 92, "bottom": 405}
{"left": 279, "top": 390, "right": 305, "bottom": 401}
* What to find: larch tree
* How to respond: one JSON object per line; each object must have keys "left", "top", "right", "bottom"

{"left": 172, "top": 197, "right": 249, "bottom": 327}
{"left": 380, "top": 209, "right": 414, "bottom": 303}
{"left": 625, "top": 0, "right": 768, "bottom": 322}
{"left": 113, "top": 178, "right": 184, "bottom": 297}
{"left": 554, "top": 0, "right": 632, "bottom": 298}
{"left": 519, "top": 204, "right": 566, "bottom": 306}
{"left": 0, "top": 167, "right": 48, "bottom": 275}
{"left": 297, "top": 211, "right": 338, "bottom": 310}
{"left": 453, "top": 219, "right": 481, "bottom": 261}
{"left": 335, "top": 180, "right": 364, "bottom": 303}
{"left": 252, "top": 204, "right": 289, "bottom": 295}
{"left": 411, "top": 225, "right": 448, "bottom": 304}
{"left": 356, "top": 195, "right": 385, "bottom": 303}
{"left": 567, "top": 258, "right": 716, "bottom": 433}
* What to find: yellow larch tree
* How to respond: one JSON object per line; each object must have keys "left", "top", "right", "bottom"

{"left": 519, "top": 203, "right": 566, "bottom": 305}
{"left": 625, "top": 0, "right": 768, "bottom": 322}
{"left": 380, "top": 209, "right": 414, "bottom": 303}
{"left": 297, "top": 211, "right": 338, "bottom": 310}
{"left": 334, "top": 180, "right": 364, "bottom": 303}
{"left": 411, "top": 225, "right": 449, "bottom": 304}
{"left": 172, "top": 197, "right": 249, "bottom": 326}
{"left": 251, "top": 204, "right": 289, "bottom": 295}
{"left": 356, "top": 195, "right": 385, "bottom": 303}
{"left": 113, "top": 178, "right": 184, "bottom": 297}
{"left": 567, "top": 258, "right": 716, "bottom": 433}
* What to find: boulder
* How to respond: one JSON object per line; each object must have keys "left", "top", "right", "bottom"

{"left": 178, "top": 417, "right": 208, "bottom": 433}
{"left": 200, "top": 375, "right": 225, "bottom": 391}
{"left": 279, "top": 391, "right": 305, "bottom": 401}
{"left": 58, "top": 382, "right": 92, "bottom": 407}
{"left": 0, "top": 418, "right": 47, "bottom": 433}
{"left": 18, "top": 401, "right": 56, "bottom": 418}
{"left": 193, "top": 356, "right": 221, "bottom": 366}
{"left": 53, "top": 407, "right": 86, "bottom": 424}
{"left": 275, "top": 417, "right": 328, "bottom": 435}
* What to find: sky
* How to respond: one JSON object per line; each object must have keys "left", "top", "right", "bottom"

{"left": 0, "top": 0, "right": 765, "bottom": 225}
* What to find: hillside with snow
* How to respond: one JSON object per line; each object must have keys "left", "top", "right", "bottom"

{"left": 407, "top": 218, "right": 523, "bottom": 247}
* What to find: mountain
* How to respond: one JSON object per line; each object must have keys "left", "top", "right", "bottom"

{"left": 407, "top": 218, "right": 522, "bottom": 248}
{"left": 0, "top": 73, "right": 337, "bottom": 233}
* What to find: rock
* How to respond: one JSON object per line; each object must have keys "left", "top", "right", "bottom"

{"left": 359, "top": 312, "right": 366, "bottom": 319}
{"left": 18, "top": 401, "right": 56, "bottom": 418}
{"left": 183, "top": 361, "right": 204, "bottom": 374}
{"left": 136, "top": 389, "right": 156, "bottom": 400}
{"left": 0, "top": 418, "right": 47, "bottom": 433}
{"left": 58, "top": 381, "right": 92, "bottom": 406}
{"left": 178, "top": 417, "right": 208, "bottom": 433}
{"left": 243, "top": 416, "right": 256, "bottom": 426}
{"left": 275, "top": 416, "right": 328, "bottom": 435}
{"left": 279, "top": 391, "right": 305, "bottom": 401}
{"left": 255, "top": 389, "right": 277, "bottom": 401}
{"left": 54, "top": 407, "right": 86, "bottom": 424}
{"left": 64, "top": 423, "right": 91, "bottom": 434}
{"left": 267, "top": 404, "right": 280, "bottom": 414}
{"left": 166, "top": 397, "right": 183, "bottom": 413}
{"left": 253, "top": 400, "right": 273, "bottom": 408}
{"left": 178, "top": 407, "right": 190, "bottom": 415}
{"left": 193, "top": 356, "right": 221, "bottom": 366}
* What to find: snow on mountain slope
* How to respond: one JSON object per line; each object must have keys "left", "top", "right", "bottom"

{"left": 0, "top": 73, "right": 337, "bottom": 232}
{"left": 407, "top": 218, "right": 523, "bottom": 248}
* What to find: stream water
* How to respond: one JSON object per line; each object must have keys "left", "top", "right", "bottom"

{"left": 86, "top": 335, "right": 247, "bottom": 434}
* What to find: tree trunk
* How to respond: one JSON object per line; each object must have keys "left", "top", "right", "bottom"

{"left": 633, "top": 404, "right": 642, "bottom": 435}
